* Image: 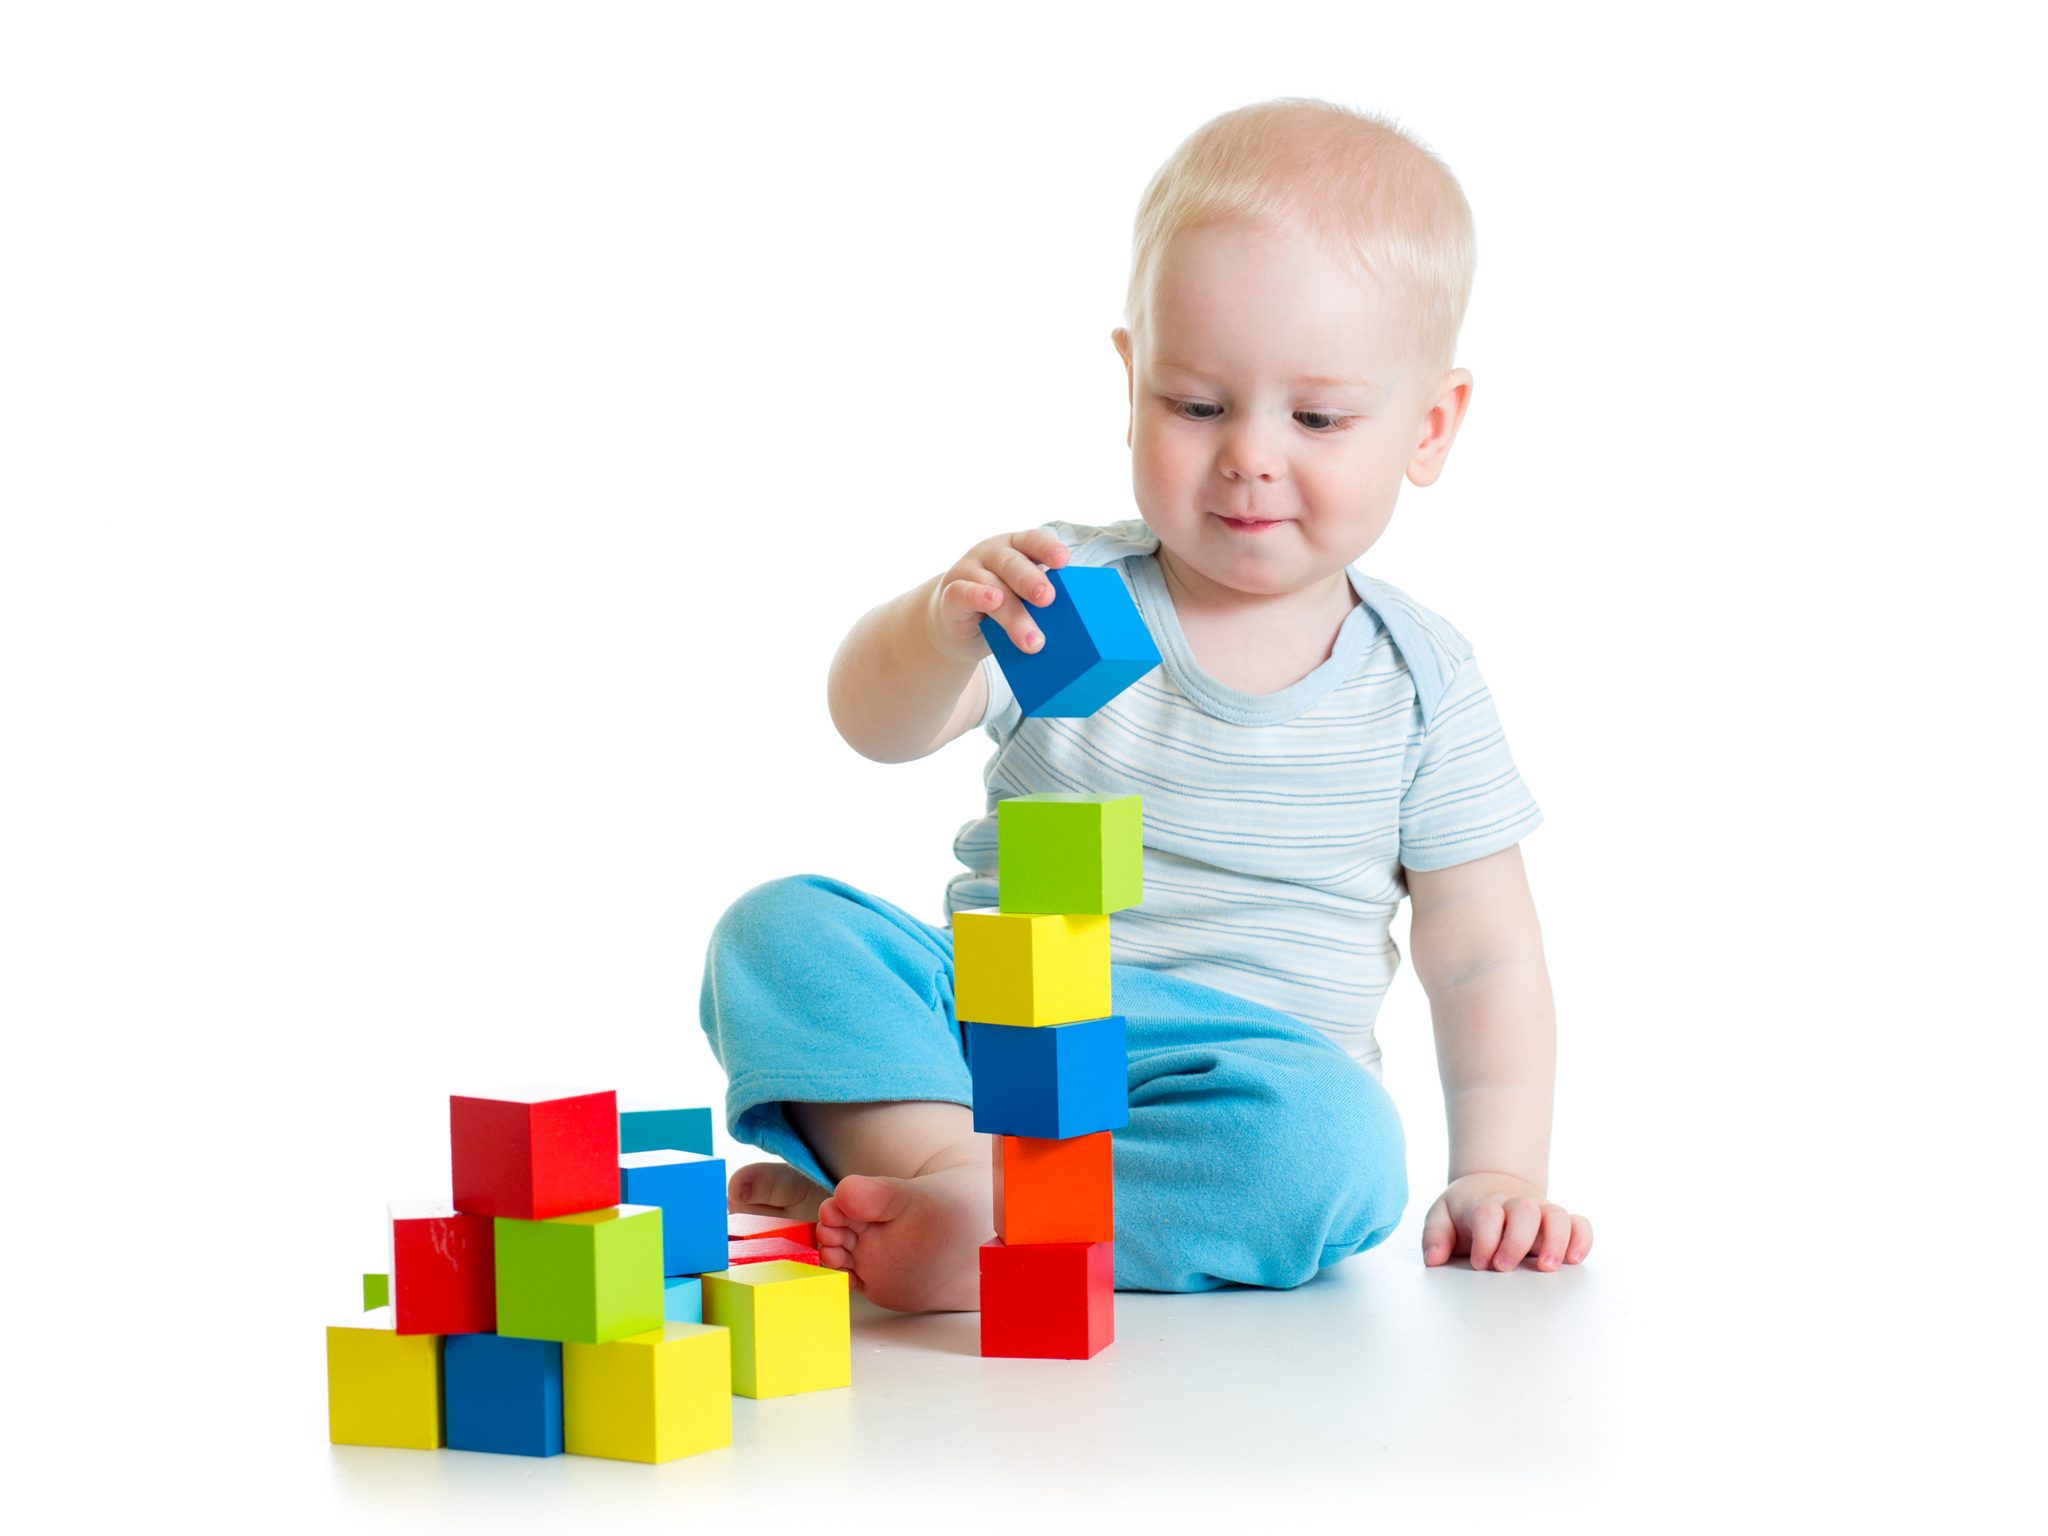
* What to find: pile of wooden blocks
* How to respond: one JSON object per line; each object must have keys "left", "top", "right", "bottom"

{"left": 966, "top": 562, "right": 1162, "bottom": 1358}
{"left": 327, "top": 1091, "right": 850, "bottom": 1462}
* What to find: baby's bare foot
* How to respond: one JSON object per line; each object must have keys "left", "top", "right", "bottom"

{"left": 727, "top": 1161, "right": 828, "bottom": 1222}
{"left": 815, "top": 1159, "right": 991, "bottom": 1313}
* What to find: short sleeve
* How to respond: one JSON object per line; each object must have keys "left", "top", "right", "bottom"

{"left": 974, "top": 651, "right": 1021, "bottom": 738}
{"left": 1397, "top": 656, "right": 1543, "bottom": 871}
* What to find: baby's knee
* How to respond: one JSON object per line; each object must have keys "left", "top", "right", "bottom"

{"left": 1253, "top": 1059, "right": 1408, "bottom": 1281}
{"left": 710, "top": 873, "right": 844, "bottom": 956}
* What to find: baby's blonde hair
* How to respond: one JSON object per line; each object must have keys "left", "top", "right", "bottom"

{"left": 1125, "top": 97, "right": 1476, "bottom": 376}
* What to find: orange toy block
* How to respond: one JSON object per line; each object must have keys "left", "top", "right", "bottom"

{"left": 993, "top": 1132, "right": 1114, "bottom": 1245}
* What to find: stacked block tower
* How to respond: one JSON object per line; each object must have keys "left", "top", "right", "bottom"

{"left": 327, "top": 1089, "right": 850, "bottom": 1463}
{"left": 966, "top": 565, "right": 1161, "bottom": 1358}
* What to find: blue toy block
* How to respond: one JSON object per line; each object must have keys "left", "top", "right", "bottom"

{"left": 979, "top": 566, "right": 1161, "bottom": 718}
{"left": 662, "top": 1276, "right": 703, "bottom": 1324}
{"left": 620, "top": 1105, "right": 715, "bottom": 1157}
{"left": 618, "top": 1151, "right": 728, "bottom": 1278}
{"left": 444, "top": 1333, "right": 564, "bottom": 1457}
{"left": 966, "top": 1015, "right": 1129, "bottom": 1139}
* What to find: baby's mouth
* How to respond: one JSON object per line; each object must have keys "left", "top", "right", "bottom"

{"left": 1215, "top": 512, "right": 1283, "bottom": 532}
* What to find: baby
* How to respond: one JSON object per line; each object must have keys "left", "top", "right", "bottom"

{"left": 699, "top": 97, "right": 1591, "bottom": 1310}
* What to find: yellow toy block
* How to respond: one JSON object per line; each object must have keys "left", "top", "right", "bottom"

{"left": 326, "top": 1305, "right": 443, "bottom": 1449}
{"left": 562, "top": 1321, "right": 732, "bottom": 1463}
{"left": 951, "top": 909, "right": 1109, "bottom": 1027}
{"left": 700, "top": 1260, "right": 851, "bottom": 1398}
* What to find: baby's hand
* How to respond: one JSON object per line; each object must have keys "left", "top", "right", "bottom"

{"left": 1422, "top": 1172, "right": 1593, "bottom": 1272}
{"left": 925, "top": 529, "right": 1071, "bottom": 664}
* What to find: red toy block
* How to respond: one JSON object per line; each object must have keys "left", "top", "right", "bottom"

{"left": 979, "top": 1240, "right": 1113, "bottom": 1359}
{"left": 727, "top": 1213, "right": 817, "bottom": 1246}
{"left": 994, "top": 1132, "right": 1113, "bottom": 1245}
{"left": 451, "top": 1087, "right": 620, "bottom": 1221}
{"left": 726, "top": 1236, "right": 822, "bottom": 1268}
{"left": 388, "top": 1200, "right": 496, "bottom": 1336}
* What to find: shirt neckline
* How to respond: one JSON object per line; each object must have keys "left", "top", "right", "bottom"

{"left": 1126, "top": 553, "right": 1375, "bottom": 726}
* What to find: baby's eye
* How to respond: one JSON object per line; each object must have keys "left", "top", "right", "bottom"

{"left": 1166, "top": 399, "right": 1350, "bottom": 432}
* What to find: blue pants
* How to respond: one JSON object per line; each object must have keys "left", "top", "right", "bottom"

{"left": 697, "top": 874, "right": 1408, "bottom": 1293}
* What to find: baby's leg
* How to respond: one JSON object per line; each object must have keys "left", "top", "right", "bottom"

{"left": 698, "top": 875, "right": 988, "bottom": 1310}
{"left": 793, "top": 1100, "right": 990, "bottom": 1312}
{"left": 1113, "top": 968, "right": 1409, "bottom": 1291}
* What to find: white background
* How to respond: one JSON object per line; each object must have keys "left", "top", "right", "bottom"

{"left": 4, "top": 1, "right": 2040, "bottom": 1526}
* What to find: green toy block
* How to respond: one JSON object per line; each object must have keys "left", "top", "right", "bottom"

{"left": 362, "top": 1272, "right": 389, "bottom": 1311}
{"left": 997, "top": 793, "right": 1143, "bottom": 915}
{"left": 493, "top": 1204, "right": 665, "bottom": 1345}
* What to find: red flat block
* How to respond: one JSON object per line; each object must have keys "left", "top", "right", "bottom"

{"left": 727, "top": 1236, "right": 822, "bottom": 1267}
{"left": 979, "top": 1240, "right": 1113, "bottom": 1359}
{"left": 727, "top": 1213, "right": 818, "bottom": 1245}
{"left": 450, "top": 1087, "right": 619, "bottom": 1220}
{"left": 388, "top": 1201, "right": 496, "bottom": 1335}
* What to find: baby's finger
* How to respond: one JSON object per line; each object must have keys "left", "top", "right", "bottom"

{"left": 1566, "top": 1214, "right": 1594, "bottom": 1265}
{"left": 1465, "top": 1201, "right": 1505, "bottom": 1271}
{"left": 1493, "top": 1197, "right": 1543, "bottom": 1271}
{"left": 939, "top": 574, "right": 1007, "bottom": 624}
{"left": 991, "top": 545, "right": 1057, "bottom": 607}
{"left": 981, "top": 583, "right": 1046, "bottom": 654}
{"left": 1534, "top": 1204, "right": 1572, "bottom": 1271}
{"left": 1421, "top": 1195, "right": 1457, "bottom": 1267}
{"left": 1011, "top": 528, "right": 1072, "bottom": 571}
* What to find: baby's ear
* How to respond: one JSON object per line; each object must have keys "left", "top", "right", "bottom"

{"left": 1111, "top": 328, "right": 1136, "bottom": 447}
{"left": 1407, "top": 368, "right": 1473, "bottom": 488}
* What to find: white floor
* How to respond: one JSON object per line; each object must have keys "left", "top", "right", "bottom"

{"left": 316, "top": 1228, "right": 1619, "bottom": 1528}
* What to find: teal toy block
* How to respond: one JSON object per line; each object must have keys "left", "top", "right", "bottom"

{"left": 619, "top": 1150, "right": 728, "bottom": 1277}
{"left": 997, "top": 793, "right": 1143, "bottom": 914}
{"left": 979, "top": 565, "right": 1160, "bottom": 718}
{"left": 493, "top": 1205, "right": 665, "bottom": 1345}
{"left": 620, "top": 1103, "right": 715, "bottom": 1157}
{"left": 663, "top": 1277, "right": 703, "bottom": 1324}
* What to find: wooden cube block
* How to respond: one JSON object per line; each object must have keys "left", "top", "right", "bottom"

{"left": 701, "top": 1260, "right": 851, "bottom": 1398}
{"left": 997, "top": 794, "right": 1142, "bottom": 915}
{"left": 444, "top": 1333, "right": 563, "bottom": 1457}
{"left": 361, "top": 1272, "right": 388, "bottom": 1311}
{"left": 727, "top": 1212, "right": 816, "bottom": 1245}
{"left": 563, "top": 1322, "right": 732, "bottom": 1463}
{"left": 450, "top": 1087, "right": 619, "bottom": 1220}
{"left": 979, "top": 565, "right": 1161, "bottom": 718}
{"left": 979, "top": 1240, "right": 1114, "bottom": 1359}
{"left": 727, "top": 1236, "right": 822, "bottom": 1267}
{"left": 952, "top": 909, "right": 1109, "bottom": 1027}
{"left": 388, "top": 1200, "right": 495, "bottom": 1335}
{"left": 617, "top": 1150, "right": 727, "bottom": 1277}
{"left": 994, "top": 1132, "right": 1114, "bottom": 1244}
{"left": 662, "top": 1276, "right": 703, "bottom": 1324}
{"left": 326, "top": 1306, "right": 443, "bottom": 1448}
{"left": 967, "top": 1015, "right": 1129, "bottom": 1139}
{"left": 493, "top": 1204, "right": 664, "bottom": 1344}
{"left": 619, "top": 1102, "right": 715, "bottom": 1156}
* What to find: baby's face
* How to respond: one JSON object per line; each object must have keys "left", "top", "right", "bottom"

{"left": 1115, "top": 219, "right": 1463, "bottom": 602}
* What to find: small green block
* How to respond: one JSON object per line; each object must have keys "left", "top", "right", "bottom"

{"left": 362, "top": 1272, "right": 389, "bottom": 1311}
{"left": 494, "top": 1205, "right": 665, "bottom": 1345}
{"left": 997, "top": 794, "right": 1143, "bottom": 915}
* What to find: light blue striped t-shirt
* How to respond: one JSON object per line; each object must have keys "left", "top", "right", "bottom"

{"left": 944, "top": 519, "right": 1542, "bottom": 1074}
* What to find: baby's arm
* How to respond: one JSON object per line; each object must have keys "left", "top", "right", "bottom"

{"left": 1406, "top": 844, "right": 1594, "bottom": 1271}
{"left": 827, "top": 529, "right": 1070, "bottom": 762}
